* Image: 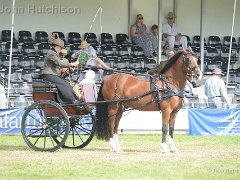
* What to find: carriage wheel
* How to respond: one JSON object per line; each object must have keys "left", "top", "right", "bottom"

{"left": 21, "top": 100, "right": 70, "bottom": 152}
{"left": 56, "top": 110, "right": 95, "bottom": 149}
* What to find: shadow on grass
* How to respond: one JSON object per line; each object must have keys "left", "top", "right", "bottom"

{"left": 0, "top": 145, "right": 29, "bottom": 151}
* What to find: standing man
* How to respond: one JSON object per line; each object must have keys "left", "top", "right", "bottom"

{"left": 162, "top": 12, "right": 188, "bottom": 51}
{"left": 204, "top": 68, "right": 230, "bottom": 108}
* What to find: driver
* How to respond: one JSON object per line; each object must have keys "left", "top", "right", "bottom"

{"left": 41, "top": 38, "right": 80, "bottom": 104}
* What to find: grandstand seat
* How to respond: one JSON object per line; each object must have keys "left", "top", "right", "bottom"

{"left": 18, "top": 30, "right": 34, "bottom": 43}
{"left": 35, "top": 31, "right": 48, "bottom": 43}
{"left": 34, "top": 56, "right": 45, "bottom": 69}
{"left": 205, "top": 57, "right": 219, "bottom": 71}
{"left": 235, "top": 71, "right": 240, "bottom": 84}
{"left": 20, "top": 69, "right": 34, "bottom": 82}
{"left": 38, "top": 43, "right": 50, "bottom": 56}
{"left": 205, "top": 47, "right": 219, "bottom": 58}
{"left": 0, "top": 55, "right": 9, "bottom": 68}
{"left": 116, "top": 33, "right": 130, "bottom": 45}
{"left": 131, "top": 46, "right": 144, "bottom": 58}
{"left": 191, "top": 46, "right": 200, "bottom": 57}
{"left": 18, "top": 56, "right": 32, "bottom": 69}
{"left": 129, "top": 58, "right": 142, "bottom": 72}
{"left": 68, "top": 32, "right": 81, "bottom": 44}
{"left": 84, "top": 33, "right": 98, "bottom": 46}
{"left": 1, "top": 30, "right": 17, "bottom": 42}
{"left": 220, "top": 58, "right": 229, "bottom": 72}
{"left": 21, "top": 43, "right": 37, "bottom": 55}
{"left": 100, "top": 33, "right": 115, "bottom": 46}
{"left": 222, "top": 36, "right": 237, "bottom": 49}
{"left": 220, "top": 47, "right": 236, "bottom": 59}
{"left": 113, "top": 58, "right": 127, "bottom": 70}
{"left": 102, "top": 57, "right": 112, "bottom": 68}
{"left": 100, "top": 45, "right": 114, "bottom": 57}
{"left": 4, "top": 69, "right": 20, "bottom": 83}
{"left": 192, "top": 35, "right": 206, "bottom": 47}
{"left": 144, "top": 58, "right": 156, "bottom": 70}
{"left": 115, "top": 45, "right": 130, "bottom": 57}
{"left": 0, "top": 54, "right": 18, "bottom": 68}
{"left": 5, "top": 42, "right": 20, "bottom": 55}
{"left": 208, "top": 36, "right": 222, "bottom": 47}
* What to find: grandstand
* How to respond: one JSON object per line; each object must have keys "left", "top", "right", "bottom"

{"left": 0, "top": 0, "right": 240, "bottom": 109}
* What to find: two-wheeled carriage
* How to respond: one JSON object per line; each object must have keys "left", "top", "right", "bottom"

{"left": 21, "top": 74, "right": 95, "bottom": 152}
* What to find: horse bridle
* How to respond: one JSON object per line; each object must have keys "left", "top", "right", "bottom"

{"left": 183, "top": 54, "right": 200, "bottom": 79}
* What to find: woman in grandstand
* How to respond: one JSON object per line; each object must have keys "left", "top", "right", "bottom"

{"left": 130, "top": 14, "right": 157, "bottom": 58}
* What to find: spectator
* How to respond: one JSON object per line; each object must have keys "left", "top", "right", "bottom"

{"left": 71, "top": 41, "right": 113, "bottom": 77}
{"left": 204, "top": 68, "right": 230, "bottom": 108}
{"left": 130, "top": 14, "right": 157, "bottom": 57}
{"left": 41, "top": 38, "right": 80, "bottom": 104}
{"left": 151, "top": 24, "right": 168, "bottom": 54}
{"left": 162, "top": 12, "right": 188, "bottom": 51}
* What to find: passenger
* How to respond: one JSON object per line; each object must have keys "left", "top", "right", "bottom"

{"left": 72, "top": 40, "right": 113, "bottom": 76}
{"left": 41, "top": 38, "right": 80, "bottom": 104}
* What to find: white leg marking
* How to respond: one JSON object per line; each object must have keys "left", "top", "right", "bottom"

{"left": 161, "top": 142, "right": 170, "bottom": 154}
{"left": 113, "top": 133, "right": 122, "bottom": 152}
{"left": 169, "top": 138, "right": 178, "bottom": 153}
{"left": 110, "top": 137, "right": 118, "bottom": 152}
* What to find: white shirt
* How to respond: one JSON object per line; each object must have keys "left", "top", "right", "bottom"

{"left": 162, "top": 23, "right": 181, "bottom": 36}
{"left": 204, "top": 75, "right": 229, "bottom": 104}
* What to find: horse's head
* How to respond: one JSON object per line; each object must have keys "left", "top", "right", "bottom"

{"left": 182, "top": 53, "right": 202, "bottom": 80}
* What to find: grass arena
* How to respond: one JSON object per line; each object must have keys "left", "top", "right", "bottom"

{"left": 0, "top": 134, "right": 239, "bottom": 179}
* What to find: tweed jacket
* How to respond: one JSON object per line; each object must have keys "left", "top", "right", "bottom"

{"left": 41, "top": 49, "right": 71, "bottom": 76}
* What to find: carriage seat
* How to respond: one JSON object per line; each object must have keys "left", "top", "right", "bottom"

{"left": 32, "top": 73, "right": 58, "bottom": 92}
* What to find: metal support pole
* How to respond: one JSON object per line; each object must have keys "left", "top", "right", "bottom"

{"left": 157, "top": 0, "right": 162, "bottom": 65}
{"left": 200, "top": 0, "right": 205, "bottom": 71}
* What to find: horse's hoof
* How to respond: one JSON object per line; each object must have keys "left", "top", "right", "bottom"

{"left": 161, "top": 143, "right": 170, "bottom": 154}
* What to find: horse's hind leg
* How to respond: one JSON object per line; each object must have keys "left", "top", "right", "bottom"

{"left": 169, "top": 112, "right": 178, "bottom": 153}
{"left": 108, "top": 104, "right": 123, "bottom": 152}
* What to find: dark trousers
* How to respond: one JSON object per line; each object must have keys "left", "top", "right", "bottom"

{"left": 42, "top": 74, "right": 78, "bottom": 102}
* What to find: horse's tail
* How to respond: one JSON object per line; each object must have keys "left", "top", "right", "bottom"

{"left": 95, "top": 81, "right": 111, "bottom": 141}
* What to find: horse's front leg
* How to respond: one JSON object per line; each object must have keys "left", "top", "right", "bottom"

{"left": 169, "top": 112, "right": 178, "bottom": 153}
{"left": 161, "top": 111, "right": 170, "bottom": 153}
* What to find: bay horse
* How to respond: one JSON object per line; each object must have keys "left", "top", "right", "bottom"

{"left": 95, "top": 51, "right": 202, "bottom": 153}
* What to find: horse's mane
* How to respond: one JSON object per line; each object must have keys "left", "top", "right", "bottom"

{"left": 148, "top": 51, "right": 184, "bottom": 75}
{"left": 159, "top": 51, "right": 184, "bottom": 74}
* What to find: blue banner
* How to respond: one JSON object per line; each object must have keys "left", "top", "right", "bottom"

{"left": 0, "top": 108, "right": 25, "bottom": 134}
{"left": 0, "top": 107, "right": 95, "bottom": 135}
{"left": 189, "top": 108, "right": 240, "bottom": 136}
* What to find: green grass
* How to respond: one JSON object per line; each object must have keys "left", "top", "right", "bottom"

{"left": 0, "top": 134, "right": 239, "bottom": 180}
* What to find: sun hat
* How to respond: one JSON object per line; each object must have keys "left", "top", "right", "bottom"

{"left": 79, "top": 41, "right": 90, "bottom": 49}
{"left": 60, "top": 48, "right": 68, "bottom": 56}
{"left": 166, "top": 12, "right": 176, "bottom": 19}
{"left": 213, "top": 68, "right": 223, "bottom": 75}
{"left": 52, "top": 38, "right": 64, "bottom": 48}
